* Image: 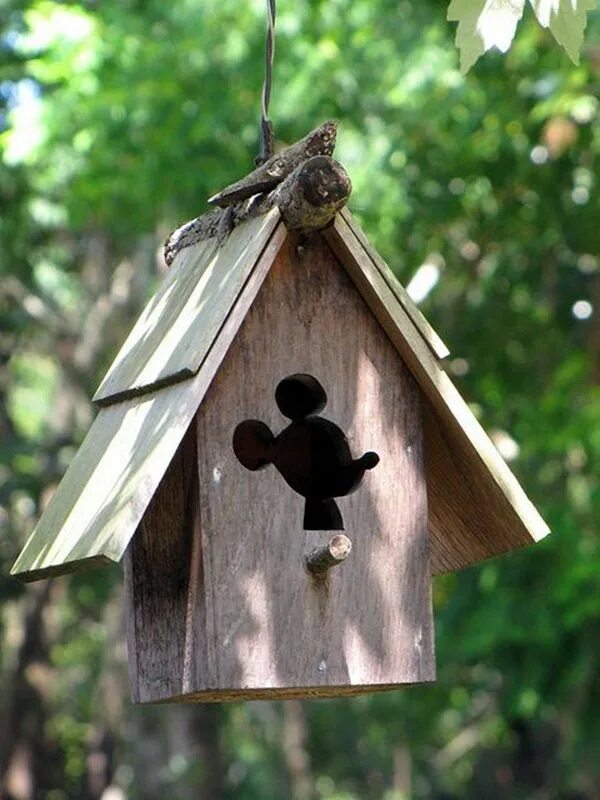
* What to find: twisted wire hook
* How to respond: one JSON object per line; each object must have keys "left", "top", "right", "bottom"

{"left": 256, "top": 0, "right": 276, "bottom": 165}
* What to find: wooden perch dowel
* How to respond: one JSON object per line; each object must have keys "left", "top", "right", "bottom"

{"left": 305, "top": 534, "right": 352, "bottom": 576}
{"left": 208, "top": 121, "right": 338, "bottom": 208}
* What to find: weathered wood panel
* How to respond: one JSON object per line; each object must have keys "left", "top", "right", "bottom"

{"left": 324, "top": 214, "right": 550, "bottom": 575}
{"left": 124, "top": 424, "right": 200, "bottom": 702}
{"left": 11, "top": 224, "right": 287, "bottom": 581}
{"left": 340, "top": 207, "right": 450, "bottom": 361}
{"left": 94, "top": 209, "right": 280, "bottom": 406}
{"left": 151, "top": 683, "right": 427, "bottom": 703}
{"left": 10, "top": 378, "right": 204, "bottom": 581}
{"left": 172, "top": 233, "right": 435, "bottom": 701}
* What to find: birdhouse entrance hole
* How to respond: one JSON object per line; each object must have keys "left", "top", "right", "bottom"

{"left": 233, "top": 373, "right": 380, "bottom": 530}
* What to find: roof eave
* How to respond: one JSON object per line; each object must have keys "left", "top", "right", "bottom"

{"left": 323, "top": 212, "right": 549, "bottom": 575}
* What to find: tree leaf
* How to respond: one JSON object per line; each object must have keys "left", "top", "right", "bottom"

{"left": 447, "top": 0, "right": 526, "bottom": 73}
{"left": 529, "top": 0, "right": 596, "bottom": 64}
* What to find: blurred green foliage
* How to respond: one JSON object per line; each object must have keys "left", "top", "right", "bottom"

{"left": 1, "top": 1, "right": 598, "bottom": 798}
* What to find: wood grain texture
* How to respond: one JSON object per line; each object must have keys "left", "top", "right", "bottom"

{"left": 339, "top": 208, "right": 450, "bottom": 361}
{"left": 146, "top": 682, "right": 427, "bottom": 704}
{"left": 11, "top": 224, "right": 287, "bottom": 581}
{"left": 324, "top": 214, "right": 550, "bottom": 575}
{"left": 266, "top": 155, "right": 351, "bottom": 233}
{"left": 170, "top": 232, "right": 435, "bottom": 702}
{"left": 94, "top": 209, "right": 280, "bottom": 406}
{"left": 11, "top": 377, "right": 205, "bottom": 581}
{"left": 125, "top": 424, "right": 199, "bottom": 702}
{"left": 164, "top": 155, "right": 350, "bottom": 262}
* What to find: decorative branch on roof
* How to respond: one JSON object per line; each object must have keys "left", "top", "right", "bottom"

{"left": 208, "top": 120, "right": 338, "bottom": 207}
{"left": 164, "top": 123, "right": 349, "bottom": 265}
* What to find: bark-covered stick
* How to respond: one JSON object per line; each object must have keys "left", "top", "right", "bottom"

{"left": 272, "top": 155, "right": 351, "bottom": 234}
{"left": 208, "top": 121, "right": 338, "bottom": 208}
{"left": 305, "top": 534, "right": 352, "bottom": 576}
{"left": 164, "top": 155, "right": 352, "bottom": 264}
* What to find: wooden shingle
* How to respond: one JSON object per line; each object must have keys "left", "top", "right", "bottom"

{"left": 94, "top": 209, "right": 280, "bottom": 406}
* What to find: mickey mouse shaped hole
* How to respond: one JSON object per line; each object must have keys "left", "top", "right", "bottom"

{"left": 233, "top": 373, "right": 380, "bottom": 531}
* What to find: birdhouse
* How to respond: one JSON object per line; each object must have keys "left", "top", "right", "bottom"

{"left": 11, "top": 124, "right": 549, "bottom": 703}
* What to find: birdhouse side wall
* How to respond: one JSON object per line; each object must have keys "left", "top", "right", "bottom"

{"left": 124, "top": 423, "right": 202, "bottom": 702}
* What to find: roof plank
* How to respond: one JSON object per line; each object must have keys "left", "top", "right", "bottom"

{"left": 324, "top": 215, "right": 549, "bottom": 574}
{"left": 11, "top": 382, "right": 196, "bottom": 580}
{"left": 12, "top": 223, "right": 287, "bottom": 581}
{"left": 93, "top": 209, "right": 280, "bottom": 406}
{"left": 340, "top": 207, "right": 450, "bottom": 361}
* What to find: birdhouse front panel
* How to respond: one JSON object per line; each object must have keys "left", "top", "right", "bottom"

{"left": 126, "top": 232, "right": 435, "bottom": 702}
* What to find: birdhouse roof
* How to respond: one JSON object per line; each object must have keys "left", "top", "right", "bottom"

{"left": 11, "top": 208, "right": 549, "bottom": 582}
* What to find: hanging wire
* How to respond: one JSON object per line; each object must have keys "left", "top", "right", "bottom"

{"left": 256, "top": 0, "right": 276, "bottom": 165}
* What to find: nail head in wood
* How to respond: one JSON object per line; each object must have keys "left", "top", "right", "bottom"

{"left": 305, "top": 534, "right": 352, "bottom": 576}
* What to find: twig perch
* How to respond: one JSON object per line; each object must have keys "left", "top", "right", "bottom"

{"left": 305, "top": 534, "right": 352, "bottom": 576}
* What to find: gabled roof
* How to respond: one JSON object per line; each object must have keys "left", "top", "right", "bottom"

{"left": 11, "top": 209, "right": 549, "bottom": 582}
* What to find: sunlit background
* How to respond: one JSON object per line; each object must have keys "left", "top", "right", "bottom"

{"left": 1, "top": 1, "right": 598, "bottom": 798}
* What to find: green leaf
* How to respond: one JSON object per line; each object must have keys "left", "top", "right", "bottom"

{"left": 529, "top": 0, "right": 596, "bottom": 63}
{"left": 447, "top": 0, "right": 526, "bottom": 73}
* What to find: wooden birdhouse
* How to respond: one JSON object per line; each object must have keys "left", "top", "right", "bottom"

{"left": 11, "top": 124, "right": 549, "bottom": 703}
